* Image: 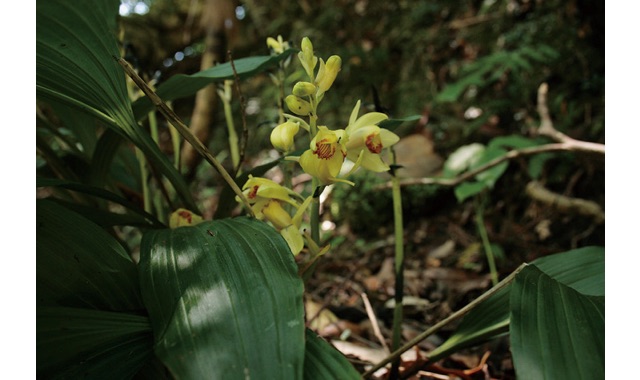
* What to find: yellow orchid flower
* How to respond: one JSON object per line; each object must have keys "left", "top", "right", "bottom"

{"left": 239, "top": 175, "right": 301, "bottom": 211}
{"left": 237, "top": 176, "right": 312, "bottom": 255}
{"left": 270, "top": 120, "right": 300, "bottom": 152}
{"left": 299, "top": 126, "right": 353, "bottom": 185}
{"left": 169, "top": 208, "right": 204, "bottom": 228}
{"left": 344, "top": 100, "right": 400, "bottom": 172}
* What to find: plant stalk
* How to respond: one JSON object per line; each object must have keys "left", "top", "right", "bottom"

{"left": 389, "top": 162, "right": 405, "bottom": 379}
{"left": 475, "top": 197, "right": 499, "bottom": 286}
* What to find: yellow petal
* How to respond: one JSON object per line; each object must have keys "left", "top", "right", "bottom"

{"left": 262, "top": 200, "right": 293, "bottom": 230}
{"left": 359, "top": 151, "right": 390, "bottom": 172}
{"left": 379, "top": 128, "right": 400, "bottom": 147}
{"left": 315, "top": 55, "right": 341, "bottom": 92}
{"left": 280, "top": 225, "right": 304, "bottom": 255}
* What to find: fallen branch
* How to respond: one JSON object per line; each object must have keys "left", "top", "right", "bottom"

{"left": 526, "top": 180, "right": 604, "bottom": 224}
{"left": 377, "top": 83, "right": 604, "bottom": 190}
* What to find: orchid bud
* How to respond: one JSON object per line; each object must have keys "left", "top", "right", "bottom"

{"left": 298, "top": 37, "right": 318, "bottom": 78}
{"left": 292, "top": 81, "right": 317, "bottom": 97}
{"left": 285, "top": 95, "right": 312, "bottom": 116}
{"left": 270, "top": 121, "right": 300, "bottom": 152}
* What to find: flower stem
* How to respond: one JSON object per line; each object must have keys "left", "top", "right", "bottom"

{"left": 389, "top": 151, "right": 405, "bottom": 380}
{"left": 134, "top": 147, "right": 151, "bottom": 214}
{"left": 221, "top": 80, "right": 240, "bottom": 172}
{"left": 475, "top": 196, "right": 499, "bottom": 286}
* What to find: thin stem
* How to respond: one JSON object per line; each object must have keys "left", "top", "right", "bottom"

{"left": 389, "top": 150, "right": 405, "bottom": 379}
{"left": 166, "top": 101, "right": 182, "bottom": 169}
{"left": 147, "top": 110, "right": 165, "bottom": 219}
{"left": 228, "top": 52, "right": 248, "bottom": 176}
{"left": 310, "top": 178, "right": 321, "bottom": 244}
{"left": 475, "top": 196, "right": 499, "bottom": 286}
{"left": 362, "top": 263, "right": 528, "bottom": 378}
{"left": 308, "top": 94, "right": 320, "bottom": 247}
{"left": 148, "top": 110, "right": 159, "bottom": 144}
{"left": 221, "top": 80, "right": 240, "bottom": 171}
{"left": 135, "top": 147, "right": 151, "bottom": 214}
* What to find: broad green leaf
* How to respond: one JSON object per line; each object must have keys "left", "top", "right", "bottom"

{"left": 378, "top": 115, "right": 422, "bottom": 130}
{"left": 37, "top": 306, "right": 153, "bottom": 379}
{"left": 454, "top": 181, "right": 487, "bottom": 203}
{"left": 428, "top": 247, "right": 604, "bottom": 361}
{"left": 139, "top": 217, "right": 305, "bottom": 379}
{"left": 132, "top": 49, "right": 297, "bottom": 119}
{"left": 488, "top": 135, "right": 543, "bottom": 150}
{"left": 472, "top": 146, "right": 509, "bottom": 188}
{"left": 36, "top": 199, "right": 143, "bottom": 311}
{"left": 303, "top": 329, "right": 360, "bottom": 380}
{"left": 510, "top": 265, "right": 604, "bottom": 380}
{"left": 533, "top": 246, "right": 604, "bottom": 296}
{"left": 36, "top": 0, "right": 197, "bottom": 211}
{"left": 87, "top": 128, "right": 123, "bottom": 187}
{"left": 48, "top": 100, "right": 100, "bottom": 158}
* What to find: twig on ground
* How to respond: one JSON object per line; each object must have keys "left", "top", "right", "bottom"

{"left": 376, "top": 83, "right": 604, "bottom": 190}
{"left": 361, "top": 292, "right": 390, "bottom": 354}
{"left": 526, "top": 180, "right": 604, "bottom": 224}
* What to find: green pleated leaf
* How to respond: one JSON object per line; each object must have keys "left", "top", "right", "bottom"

{"left": 36, "top": 199, "right": 143, "bottom": 311}
{"left": 37, "top": 306, "right": 154, "bottom": 379}
{"left": 36, "top": 0, "right": 197, "bottom": 211}
{"left": 510, "top": 265, "right": 604, "bottom": 380}
{"left": 139, "top": 217, "right": 305, "bottom": 379}
{"left": 428, "top": 247, "right": 604, "bottom": 361}
{"left": 303, "top": 329, "right": 360, "bottom": 380}
{"left": 533, "top": 246, "right": 604, "bottom": 296}
{"left": 132, "top": 49, "right": 297, "bottom": 119}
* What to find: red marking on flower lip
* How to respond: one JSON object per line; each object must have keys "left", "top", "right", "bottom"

{"left": 314, "top": 139, "right": 336, "bottom": 159}
{"left": 366, "top": 134, "right": 383, "bottom": 153}
{"left": 178, "top": 210, "right": 192, "bottom": 223}
{"left": 248, "top": 185, "right": 259, "bottom": 199}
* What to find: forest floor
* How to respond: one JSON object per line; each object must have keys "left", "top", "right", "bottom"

{"left": 299, "top": 163, "right": 604, "bottom": 379}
